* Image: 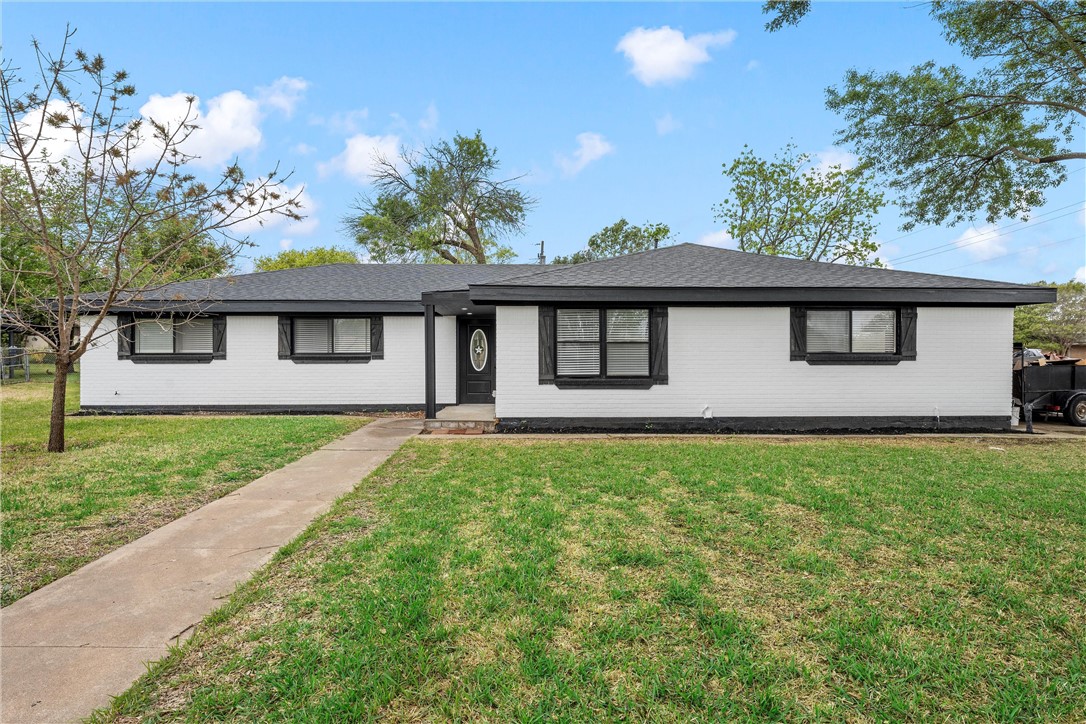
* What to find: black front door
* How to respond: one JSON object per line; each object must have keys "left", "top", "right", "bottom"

{"left": 458, "top": 318, "right": 495, "bottom": 404}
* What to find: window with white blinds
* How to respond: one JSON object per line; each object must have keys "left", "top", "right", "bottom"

{"left": 293, "top": 318, "right": 371, "bottom": 355}
{"left": 175, "top": 318, "right": 214, "bottom": 353}
{"left": 334, "top": 318, "right": 371, "bottom": 353}
{"left": 557, "top": 309, "right": 600, "bottom": 376}
{"left": 294, "top": 318, "right": 332, "bottom": 353}
{"left": 852, "top": 310, "right": 896, "bottom": 353}
{"left": 806, "top": 309, "right": 896, "bottom": 354}
{"left": 606, "top": 309, "right": 649, "bottom": 376}
{"left": 555, "top": 308, "right": 651, "bottom": 378}
{"left": 806, "top": 310, "right": 850, "bottom": 353}
{"left": 135, "top": 319, "right": 175, "bottom": 354}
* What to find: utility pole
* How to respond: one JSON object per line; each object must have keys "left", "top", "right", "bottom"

{"left": 536, "top": 240, "right": 546, "bottom": 265}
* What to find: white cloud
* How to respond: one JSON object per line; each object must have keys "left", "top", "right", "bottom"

{"left": 310, "top": 109, "right": 370, "bottom": 134}
{"left": 292, "top": 142, "right": 316, "bottom": 155}
{"left": 655, "top": 113, "right": 681, "bottom": 136}
{"left": 810, "top": 147, "right": 858, "bottom": 176}
{"left": 138, "top": 90, "right": 263, "bottom": 170}
{"left": 952, "top": 224, "right": 1008, "bottom": 260}
{"left": 318, "top": 132, "right": 401, "bottom": 183}
{"left": 1075, "top": 266, "right": 1085, "bottom": 283}
{"left": 616, "top": 26, "right": 736, "bottom": 86}
{"left": 556, "top": 132, "right": 614, "bottom": 177}
{"left": 280, "top": 239, "right": 294, "bottom": 250}
{"left": 695, "top": 230, "right": 737, "bottom": 249}
{"left": 257, "top": 76, "right": 309, "bottom": 118}
{"left": 419, "top": 102, "right": 439, "bottom": 132}
{"left": 745, "top": 60, "right": 760, "bottom": 72}
{"left": 5, "top": 101, "right": 84, "bottom": 169}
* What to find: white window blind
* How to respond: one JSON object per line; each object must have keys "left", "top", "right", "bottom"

{"left": 852, "top": 310, "right": 896, "bottom": 353}
{"left": 294, "top": 318, "right": 331, "bottom": 354}
{"left": 806, "top": 310, "right": 850, "bottom": 353}
{"left": 135, "top": 320, "right": 174, "bottom": 354}
{"left": 175, "top": 318, "right": 214, "bottom": 353}
{"left": 557, "top": 309, "right": 600, "bottom": 376}
{"left": 606, "top": 309, "right": 649, "bottom": 376}
{"left": 334, "top": 318, "right": 370, "bottom": 353}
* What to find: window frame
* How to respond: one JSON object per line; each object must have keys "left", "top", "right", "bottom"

{"left": 549, "top": 306, "right": 663, "bottom": 389}
{"left": 790, "top": 306, "right": 917, "bottom": 365}
{"left": 121, "top": 314, "right": 224, "bottom": 364}
{"left": 279, "top": 314, "right": 383, "bottom": 363}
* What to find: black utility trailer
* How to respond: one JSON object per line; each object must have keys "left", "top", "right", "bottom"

{"left": 1014, "top": 362, "right": 1086, "bottom": 430}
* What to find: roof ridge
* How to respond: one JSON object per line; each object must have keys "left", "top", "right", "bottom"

{"left": 480, "top": 242, "right": 689, "bottom": 285}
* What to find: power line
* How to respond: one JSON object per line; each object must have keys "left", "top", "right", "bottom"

{"left": 938, "top": 235, "right": 1081, "bottom": 274}
{"left": 889, "top": 205, "right": 1085, "bottom": 266}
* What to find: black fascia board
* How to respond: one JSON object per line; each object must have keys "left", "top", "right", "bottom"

{"left": 466, "top": 285, "right": 1056, "bottom": 307}
{"left": 85, "top": 300, "right": 425, "bottom": 315}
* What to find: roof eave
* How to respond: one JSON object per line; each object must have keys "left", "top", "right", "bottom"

{"left": 88, "top": 300, "right": 426, "bottom": 315}
{"left": 467, "top": 285, "right": 1057, "bottom": 306}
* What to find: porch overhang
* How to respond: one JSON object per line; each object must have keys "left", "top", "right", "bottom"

{"left": 420, "top": 289, "right": 496, "bottom": 317}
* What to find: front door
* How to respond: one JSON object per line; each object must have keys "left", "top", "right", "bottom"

{"left": 458, "top": 318, "right": 495, "bottom": 404}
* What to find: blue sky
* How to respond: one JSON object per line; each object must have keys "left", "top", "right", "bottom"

{"left": 6, "top": 2, "right": 1085, "bottom": 282}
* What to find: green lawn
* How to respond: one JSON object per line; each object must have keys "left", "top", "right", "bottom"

{"left": 97, "top": 437, "right": 1086, "bottom": 722}
{"left": 0, "top": 373, "right": 368, "bottom": 606}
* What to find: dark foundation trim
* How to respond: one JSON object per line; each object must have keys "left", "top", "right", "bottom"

{"left": 77, "top": 403, "right": 448, "bottom": 416}
{"left": 494, "top": 415, "right": 1010, "bottom": 434}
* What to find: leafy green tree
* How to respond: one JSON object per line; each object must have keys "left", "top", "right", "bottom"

{"left": 1, "top": 28, "right": 302, "bottom": 452}
{"left": 1014, "top": 280, "right": 1086, "bottom": 354}
{"left": 124, "top": 216, "right": 232, "bottom": 285}
{"left": 551, "top": 219, "right": 672, "bottom": 265}
{"left": 713, "top": 144, "right": 885, "bottom": 266}
{"left": 762, "top": 1, "right": 810, "bottom": 32}
{"left": 253, "top": 246, "right": 360, "bottom": 271}
{"left": 773, "top": 1, "right": 1085, "bottom": 230}
{"left": 344, "top": 131, "right": 533, "bottom": 264}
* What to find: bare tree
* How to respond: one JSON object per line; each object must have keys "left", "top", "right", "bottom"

{"left": 1, "top": 28, "right": 303, "bottom": 452}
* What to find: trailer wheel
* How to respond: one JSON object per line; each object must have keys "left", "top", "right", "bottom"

{"left": 1065, "top": 395, "right": 1086, "bottom": 427}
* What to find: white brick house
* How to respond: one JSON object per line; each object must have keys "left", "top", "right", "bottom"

{"left": 80, "top": 244, "right": 1054, "bottom": 432}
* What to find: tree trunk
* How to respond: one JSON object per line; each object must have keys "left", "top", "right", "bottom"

{"left": 47, "top": 363, "right": 68, "bottom": 453}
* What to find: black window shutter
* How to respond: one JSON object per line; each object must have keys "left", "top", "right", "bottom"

{"left": 900, "top": 307, "right": 918, "bottom": 360}
{"left": 650, "top": 306, "right": 668, "bottom": 383}
{"left": 212, "top": 316, "right": 227, "bottom": 359}
{"left": 277, "top": 316, "right": 292, "bottom": 359}
{"left": 370, "top": 316, "right": 384, "bottom": 359}
{"left": 538, "top": 305, "right": 556, "bottom": 384}
{"left": 117, "top": 313, "right": 134, "bottom": 359}
{"left": 789, "top": 307, "right": 807, "bottom": 360}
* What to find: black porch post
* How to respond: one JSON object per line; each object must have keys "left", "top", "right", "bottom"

{"left": 424, "top": 303, "right": 436, "bottom": 418}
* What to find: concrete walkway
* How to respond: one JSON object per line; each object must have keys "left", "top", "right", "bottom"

{"left": 0, "top": 417, "right": 420, "bottom": 724}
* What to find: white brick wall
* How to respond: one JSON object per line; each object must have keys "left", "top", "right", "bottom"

{"left": 494, "top": 305, "right": 1012, "bottom": 419}
{"left": 80, "top": 315, "right": 457, "bottom": 408}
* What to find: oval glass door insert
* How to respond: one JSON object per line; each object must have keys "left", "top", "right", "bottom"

{"left": 470, "top": 329, "right": 488, "bottom": 371}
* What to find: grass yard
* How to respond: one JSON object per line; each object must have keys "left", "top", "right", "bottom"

{"left": 0, "top": 373, "right": 368, "bottom": 605}
{"left": 97, "top": 436, "right": 1085, "bottom": 722}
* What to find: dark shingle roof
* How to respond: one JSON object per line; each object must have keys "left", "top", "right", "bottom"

{"left": 125, "top": 263, "right": 552, "bottom": 302}
{"left": 101, "top": 263, "right": 556, "bottom": 312}
{"left": 466, "top": 243, "right": 1053, "bottom": 305}
{"left": 99, "top": 244, "right": 1053, "bottom": 312}
{"left": 476, "top": 243, "right": 1032, "bottom": 290}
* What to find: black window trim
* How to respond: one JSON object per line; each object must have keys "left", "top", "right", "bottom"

{"left": 542, "top": 305, "right": 668, "bottom": 389}
{"left": 118, "top": 313, "right": 225, "bottom": 363}
{"left": 790, "top": 306, "right": 917, "bottom": 365}
{"left": 278, "top": 314, "right": 384, "bottom": 364}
